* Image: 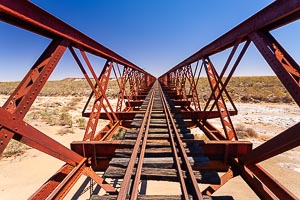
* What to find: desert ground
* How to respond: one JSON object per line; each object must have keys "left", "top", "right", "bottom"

{"left": 0, "top": 94, "right": 299, "bottom": 199}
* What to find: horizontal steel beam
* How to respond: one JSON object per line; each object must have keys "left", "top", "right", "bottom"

{"left": 161, "top": 0, "right": 300, "bottom": 76}
{"left": 71, "top": 140, "right": 252, "bottom": 171}
{"left": 0, "top": 108, "right": 83, "bottom": 165}
{"left": 0, "top": 0, "right": 153, "bottom": 78}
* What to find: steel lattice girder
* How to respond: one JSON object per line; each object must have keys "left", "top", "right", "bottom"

{"left": 0, "top": 0, "right": 300, "bottom": 199}
{"left": 161, "top": 0, "right": 300, "bottom": 74}
{"left": 0, "top": 0, "right": 151, "bottom": 75}
{"left": 0, "top": 0, "right": 155, "bottom": 199}
{"left": 158, "top": 0, "right": 300, "bottom": 199}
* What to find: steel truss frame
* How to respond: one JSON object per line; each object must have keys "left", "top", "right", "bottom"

{"left": 0, "top": 0, "right": 155, "bottom": 198}
{"left": 159, "top": 0, "right": 300, "bottom": 199}
{"left": 0, "top": 0, "right": 300, "bottom": 199}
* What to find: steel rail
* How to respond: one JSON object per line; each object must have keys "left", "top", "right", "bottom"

{"left": 160, "top": 88, "right": 190, "bottom": 199}
{"left": 158, "top": 83, "right": 203, "bottom": 200}
{"left": 130, "top": 87, "right": 156, "bottom": 200}
{"left": 117, "top": 87, "right": 155, "bottom": 200}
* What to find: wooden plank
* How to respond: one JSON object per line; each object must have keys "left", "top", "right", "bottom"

{"left": 104, "top": 166, "right": 220, "bottom": 184}
{"left": 150, "top": 119, "right": 167, "bottom": 123}
{"left": 114, "top": 147, "right": 204, "bottom": 157}
{"left": 90, "top": 195, "right": 188, "bottom": 200}
{"left": 124, "top": 133, "right": 184, "bottom": 140}
{"left": 91, "top": 195, "right": 234, "bottom": 200}
{"left": 109, "top": 157, "right": 210, "bottom": 169}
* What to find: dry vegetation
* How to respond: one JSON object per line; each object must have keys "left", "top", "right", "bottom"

{"left": 2, "top": 140, "right": 29, "bottom": 158}
{"left": 0, "top": 78, "right": 120, "bottom": 97}
{"left": 0, "top": 76, "right": 293, "bottom": 104}
{"left": 235, "top": 124, "right": 258, "bottom": 139}
{"left": 195, "top": 76, "right": 293, "bottom": 104}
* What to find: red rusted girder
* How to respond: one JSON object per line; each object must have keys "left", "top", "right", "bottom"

{"left": 30, "top": 159, "right": 116, "bottom": 199}
{"left": 202, "top": 169, "right": 236, "bottom": 196}
{"left": 0, "top": 1, "right": 155, "bottom": 199}
{"left": 203, "top": 59, "right": 237, "bottom": 140}
{"left": 242, "top": 122, "right": 300, "bottom": 165}
{"left": 0, "top": 0, "right": 152, "bottom": 76}
{"left": 162, "top": 0, "right": 300, "bottom": 74}
{"left": 249, "top": 30, "right": 300, "bottom": 107}
{"left": 116, "top": 67, "right": 132, "bottom": 112}
{"left": 0, "top": 39, "right": 67, "bottom": 153}
{"left": 185, "top": 65, "right": 201, "bottom": 111}
{"left": 158, "top": 1, "right": 300, "bottom": 198}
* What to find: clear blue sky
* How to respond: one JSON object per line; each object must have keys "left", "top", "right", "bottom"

{"left": 1, "top": 0, "right": 300, "bottom": 81}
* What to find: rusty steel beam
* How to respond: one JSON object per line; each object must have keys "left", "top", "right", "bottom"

{"left": 246, "top": 164, "right": 298, "bottom": 199}
{"left": 185, "top": 65, "right": 201, "bottom": 111}
{"left": 0, "top": 107, "right": 83, "bottom": 165}
{"left": 232, "top": 158, "right": 299, "bottom": 200}
{"left": 0, "top": 38, "right": 68, "bottom": 154}
{"left": 203, "top": 59, "right": 237, "bottom": 140}
{"left": 116, "top": 67, "right": 132, "bottom": 112}
{"left": 29, "top": 163, "right": 80, "bottom": 199}
{"left": 39, "top": 159, "right": 87, "bottom": 200}
{"left": 249, "top": 31, "right": 300, "bottom": 107}
{"left": 30, "top": 159, "right": 116, "bottom": 199}
{"left": 202, "top": 169, "right": 236, "bottom": 196}
{"left": 231, "top": 158, "right": 277, "bottom": 200}
{"left": 161, "top": 0, "right": 300, "bottom": 75}
{"left": 0, "top": 0, "right": 152, "bottom": 77}
{"left": 242, "top": 122, "right": 300, "bottom": 165}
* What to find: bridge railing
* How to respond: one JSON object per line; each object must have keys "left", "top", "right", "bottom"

{"left": 0, "top": 0, "right": 155, "bottom": 198}
{"left": 159, "top": 0, "right": 300, "bottom": 199}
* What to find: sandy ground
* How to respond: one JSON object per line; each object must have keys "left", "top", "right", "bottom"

{"left": 0, "top": 95, "right": 299, "bottom": 199}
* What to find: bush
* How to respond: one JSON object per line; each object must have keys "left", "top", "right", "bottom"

{"left": 76, "top": 118, "right": 86, "bottom": 129}
{"left": 2, "top": 140, "right": 29, "bottom": 157}
{"left": 236, "top": 124, "right": 258, "bottom": 139}
{"left": 57, "top": 127, "right": 74, "bottom": 136}
{"left": 112, "top": 128, "right": 126, "bottom": 140}
{"left": 59, "top": 112, "right": 73, "bottom": 127}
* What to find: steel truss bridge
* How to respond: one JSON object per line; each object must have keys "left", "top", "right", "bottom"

{"left": 0, "top": 0, "right": 300, "bottom": 199}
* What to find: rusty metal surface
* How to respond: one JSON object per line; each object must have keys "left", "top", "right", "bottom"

{"left": 0, "top": 0, "right": 300, "bottom": 199}
{"left": 0, "top": 0, "right": 151, "bottom": 74}
{"left": 162, "top": 0, "right": 300, "bottom": 74}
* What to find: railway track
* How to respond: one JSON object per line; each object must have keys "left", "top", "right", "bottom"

{"left": 93, "top": 81, "right": 219, "bottom": 199}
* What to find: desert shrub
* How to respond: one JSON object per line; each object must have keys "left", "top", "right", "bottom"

{"left": 59, "top": 112, "right": 73, "bottom": 127}
{"left": 66, "top": 97, "right": 83, "bottom": 110}
{"left": 2, "top": 140, "right": 29, "bottom": 157}
{"left": 236, "top": 124, "right": 258, "bottom": 139}
{"left": 112, "top": 128, "right": 126, "bottom": 140}
{"left": 57, "top": 127, "right": 74, "bottom": 136}
{"left": 193, "top": 133, "right": 208, "bottom": 140}
{"left": 76, "top": 118, "right": 86, "bottom": 129}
